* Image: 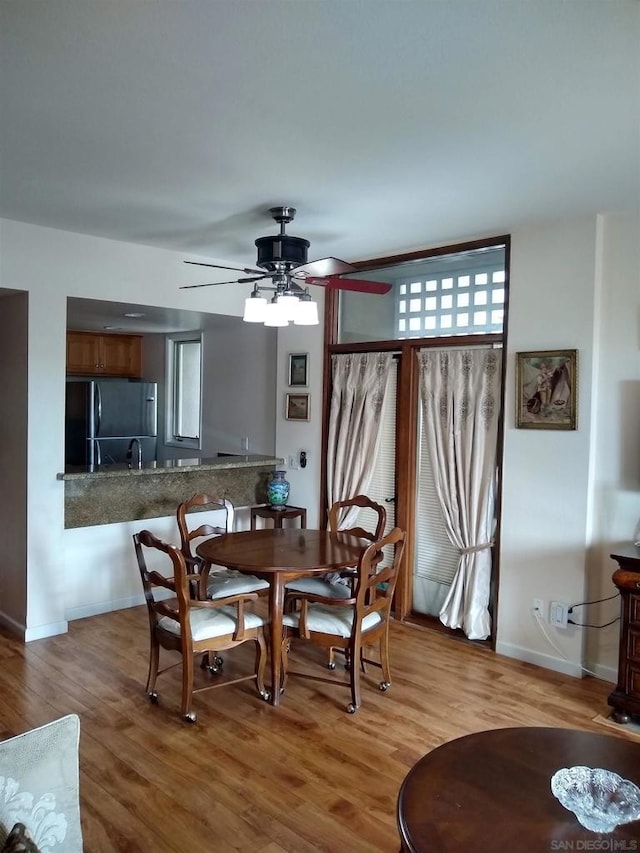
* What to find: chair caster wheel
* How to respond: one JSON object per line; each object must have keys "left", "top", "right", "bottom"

{"left": 347, "top": 703, "right": 357, "bottom": 714}
{"left": 148, "top": 691, "right": 158, "bottom": 703}
{"left": 214, "top": 655, "right": 224, "bottom": 668}
{"left": 262, "top": 691, "right": 272, "bottom": 702}
{"left": 327, "top": 662, "right": 336, "bottom": 670}
{"left": 379, "top": 681, "right": 390, "bottom": 692}
{"left": 184, "top": 711, "right": 197, "bottom": 723}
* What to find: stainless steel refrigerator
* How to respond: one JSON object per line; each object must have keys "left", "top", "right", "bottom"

{"left": 65, "top": 378, "right": 158, "bottom": 468}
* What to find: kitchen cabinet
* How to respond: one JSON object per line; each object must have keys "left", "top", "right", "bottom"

{"left": 67, "top": 331, "right": 142, "bottom": 377}
{"left": 608, "top": 544, "right": 640, "bottom": 724}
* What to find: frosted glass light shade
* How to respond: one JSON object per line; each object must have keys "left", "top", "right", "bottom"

{"left": 263, "top": 299, "right": 289, "bottom": 327}
{"left": 276, "top": 294, "right": 300, "bottom": 321}
{"left": 294, "top": 298, "right": 319, "bottom": 325}
{"left": 243, "top": 294, "right": 267, "bottom": 322}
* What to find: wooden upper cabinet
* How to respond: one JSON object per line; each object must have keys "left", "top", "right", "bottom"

{"left": 66, "top": 331, "right": 142, "bottom": 377}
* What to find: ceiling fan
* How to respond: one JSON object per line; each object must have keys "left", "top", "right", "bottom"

{"left": 180, "top": 206, "right": 391, "bottom": 327}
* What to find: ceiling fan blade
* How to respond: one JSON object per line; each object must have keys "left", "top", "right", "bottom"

{"left": 180, "top": 275, "right": 268, "bottom": 290}
{"left": 292, "top": 257, "right": 356, "bottom": 279}
{"left": 184, "top": 260, "right": 264, "bottom": 276}
{"left": 306, "top": 276, "right": 392, "bottom": 295}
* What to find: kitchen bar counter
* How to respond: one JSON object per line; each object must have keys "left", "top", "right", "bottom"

{"left": 57, "top": 454, "right": 284, "bottom": 528}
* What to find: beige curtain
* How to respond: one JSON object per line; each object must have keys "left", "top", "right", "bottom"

{"left": 418, "top": 348, "right": 502, "bottom": 640}
{"left": 326, "top": 352, "right": 393, "bottom": 527}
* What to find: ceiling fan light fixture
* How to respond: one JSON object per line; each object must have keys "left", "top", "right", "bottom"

{"left": 293, "top": 293, "right": 319, "bottom": 326}
{"left": 242, "top": 292, "right": 268, "bottom": 323}
{"left": 263, "top": 297, "right": 289, "bottom": 327}
{"left": 276, "top": 293, "right": 300, "bottom": 321}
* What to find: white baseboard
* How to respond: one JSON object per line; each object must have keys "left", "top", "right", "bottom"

{"left": 65, "top": 592, "right": 146, "bottom": 623}
{"left": 496, "top": 640, "right": 584, "bottom": 678}
{"left": 496, "top": 641, "right": 617, "bottom": 683}
{"left": 582, "top": 661, "right": 617, "bottom": 684}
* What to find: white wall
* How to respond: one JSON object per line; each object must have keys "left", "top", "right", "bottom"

{"left": 585, "top": 213, "right": 640, "bottom": 675}
{"left": 497, "top": 213, "right": 640, "bottom": 679}
{"left": 275, "top": 297, "right": 327, "bottom": 528}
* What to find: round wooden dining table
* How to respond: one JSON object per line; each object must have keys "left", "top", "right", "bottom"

{"left": 196, "top": 527, "right": 365, "bottom": 706}
{"left": 397, "top": 726, "right": 640, "bottom": 852}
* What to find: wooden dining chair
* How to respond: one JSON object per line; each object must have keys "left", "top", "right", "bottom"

{"left": 284, "top": 494, "right": 387, "bottom": 668}
{"left": 177, "top": 493, "right": 269, "bottom": 601}
{"left": 133, "top": 529, "right": 269, "bottom": 722}
{"left": 281, "top": 526, "right": 406, "bottom": 714}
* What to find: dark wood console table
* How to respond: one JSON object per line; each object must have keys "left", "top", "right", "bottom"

{"left": 608, "top": 542, "right": 640, "bottom": 723}
{"left": 250, "top": 504, "right": 307, "bottom": 530}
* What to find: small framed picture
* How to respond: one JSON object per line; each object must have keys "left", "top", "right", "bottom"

{"left": 285, "top": 393, "right": 310, "bottom": 422}
{"left": 288, "top": 352, "right": 309, "bottom": 387}
{"left": 516, "top": 349, "right": 578, "bottom": 430}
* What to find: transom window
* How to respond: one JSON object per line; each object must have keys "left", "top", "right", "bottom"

{"left": 337, "top": 242, "right": 506, "bottom": 344}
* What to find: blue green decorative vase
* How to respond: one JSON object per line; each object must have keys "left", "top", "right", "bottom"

{"left": 267, "top": 470, "right": 290, "bottom": 510}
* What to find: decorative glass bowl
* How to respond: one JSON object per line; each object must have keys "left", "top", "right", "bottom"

{"left": 551, "top": 766, "right": 640, "bottom": 833}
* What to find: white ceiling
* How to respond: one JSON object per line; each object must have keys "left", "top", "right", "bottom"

{"left": 2, "top": 1, "right": 639, "bottom": 318}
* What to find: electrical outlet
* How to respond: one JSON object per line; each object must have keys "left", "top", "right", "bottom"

{"left": 550, "top": 601, "right": 569, "bottom": 629}
{"left": 288, "top": 455, "right": 299, "bottom": 470}
{"left": 533, "top": 598, "right": 545, "bottom": 618}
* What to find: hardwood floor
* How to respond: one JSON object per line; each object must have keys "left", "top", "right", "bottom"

{"left": 0, "top": 607, "right": 628, "bottom": 852}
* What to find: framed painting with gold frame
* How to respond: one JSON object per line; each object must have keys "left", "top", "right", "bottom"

{"left": 516, "top": 349, "right": 577, "bottom": 430}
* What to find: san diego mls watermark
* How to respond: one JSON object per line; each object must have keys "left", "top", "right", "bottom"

{"left": 550, "top": 842, "right": 638, "bottom": 851}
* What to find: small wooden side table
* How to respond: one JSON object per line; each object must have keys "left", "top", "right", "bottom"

{"left": 250, "top": 504, "right": 307, "bottom": 530}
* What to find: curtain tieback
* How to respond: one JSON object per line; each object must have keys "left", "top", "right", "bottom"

{"left": 460, "top": 541, "right": 494, "bottom": 555}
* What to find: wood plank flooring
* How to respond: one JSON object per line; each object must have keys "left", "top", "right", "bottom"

{"left": 0, "top": 607, "right": 629, "bottom": 852}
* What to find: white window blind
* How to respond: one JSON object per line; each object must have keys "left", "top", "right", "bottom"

{"left": 414, "top": 415, "right": 459, "bottom": 586}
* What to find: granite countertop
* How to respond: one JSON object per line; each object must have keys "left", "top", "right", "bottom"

{"left": 57, "top": 453, "right": 284, "bottom": 481}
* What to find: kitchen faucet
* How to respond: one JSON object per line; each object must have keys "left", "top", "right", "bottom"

{"left": 127, "top": 438, "right": 142, "bottom": 469}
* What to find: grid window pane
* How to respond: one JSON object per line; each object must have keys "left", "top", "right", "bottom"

{"left": 339, "top": 243, "right": 506, "bottom": 342}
